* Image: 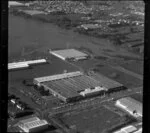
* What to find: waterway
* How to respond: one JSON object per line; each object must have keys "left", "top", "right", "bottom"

{"left": 9, "top": 13, "right": 142, "bottom": 62}
{"left": 9, "top": 13, "right": 124, "bottom": 61}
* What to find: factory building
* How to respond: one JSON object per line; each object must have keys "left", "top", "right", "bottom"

{"left": 8, "top": 1, "right": 25, "bottom": 8}
{"left": 49, "top": 49, "right": 89, "bottom": 61}
{"left": 116, "top": 97, "right": 142, "bottom": 118}
{"left": 8, "top": 59, "right": 47, "bottom": 71}
{"left": 15, "top": 116, "right": 48, "bottom": 133}
{"left": 91, "top": 73, "right": 126, "bottom": 93}
{"left": 113, "top": 125, "right": 142, "bottom": 133}
{"left": 34, "top": 71, "right": 124, "bottom": 102}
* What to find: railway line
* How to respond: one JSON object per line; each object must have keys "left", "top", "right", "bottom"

{"left": 42, "top": 86, "right": 142, "bottom": 117}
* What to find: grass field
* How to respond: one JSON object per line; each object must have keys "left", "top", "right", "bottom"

{"left": 130, "top": 93, "right": 143, "bottom": 103}
{"left": 60, "top": 106, "right": 122, "bottom": 133}
{"left": 92, "top": 65, "right": 143, "bottom": 88}
{"left": 120, "top": 60, "right": 143, "bottom": 75}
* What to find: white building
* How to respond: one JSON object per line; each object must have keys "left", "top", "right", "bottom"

{"left": 50, "top": 49, "right": 88, "bottom": 61}
{"left": 113, "top": 125, "right": 139, "bottom": 133}
{"left": 116, "top": 97, "right": 142, "bottom": 118}
{"left": 121, "top": 125, "right": 137, "bottom": 133}
{"left": 16, "top": 117, "right": 48, "bottom": 133}
{"left": 8, "top": 59, "right": 47, "bottom": 70}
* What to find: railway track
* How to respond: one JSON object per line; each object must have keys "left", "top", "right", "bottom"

{"left": 47, "top": 97, "right": 113, "bottom": 117}
{"left": 45, "top": 86, "right": 142, "bottom": 116}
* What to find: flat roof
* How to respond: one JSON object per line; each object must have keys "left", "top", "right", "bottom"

{"left": 8, "top": 59, "right": 47, "bottom": 70}
{"left": 34, "top": 71, "right": 83, "bottom": 83}
{"left": 19, "top": 117, "right": 40, "bottom": 124}
{"left": 18, "top": 117, "right": 48, "bottom": 131}
{"left": 41, "top": 74, "right": 102, "bottom": 99}
{"left": 91, "top": 73, "right": 124, "bottom": 90}
{"left": 50, "top": 49, "right": 88, "bottom": 59}
{"left": 133, "top": 128, "right": 142, "bottom": 133}
{"left": 121, "top": 125, "right": 137, "bottom": 133}
{"left": 117, "top": 97, "right": 142, "bottom": 116}
{"left": 113, "top": 130, "right": 126, "bottom": 133}
{"left": 23, "top": 120, "right": 48, "bottom": 129}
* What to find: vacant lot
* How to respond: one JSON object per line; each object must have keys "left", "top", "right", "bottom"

{"left": 130, "top": 93, "right": 143, "bottom": 103}
{"left": 92, "top": 65, "right": 143, "bottom": 88}
{"left": 120, "top": 60, "right": 143, "bottom": 75}
{"left": 60, "top": 106, "right": 122, "bottom": 133}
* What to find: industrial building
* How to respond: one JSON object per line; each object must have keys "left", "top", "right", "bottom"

{"left": 91, "top": 73, "right": 125, "bottom": 93}
{"left": 49, "top": 49, "right": 89, "bottom": 61}
{"left": 115, "top": 97, "right": 142, "bottom": 118}
{"left": 34, "top": 71, "right": 125, "bottom": 102}
{"left": 8, "top": 1, "right": 25, "bottom": 8}
{"left": 15, "top": 116, "right": 48, "bottom": 133}
{"left": 80, "top": 24, "right": 102, "bottom": 30}
{"left": 113, "top": 125, "right": 142, "bottom": 133}
{"left": 8, "top": 59, "right": 47, "bottom": 70}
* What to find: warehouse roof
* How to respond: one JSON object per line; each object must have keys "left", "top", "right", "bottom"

{"left": 41, "top": 74, "right": 102, "bottom": 98}
{"left": 8, "top": 59, "right": 47, "bottom": 70}
{"left": 19, "top": 117, "right": 40, "bottom": 124}
{"left": 23, "top": 120, "right": 48, "bottom": 129}
{"left": 50, "top": 49, "right": 88, "bottom": 60}
{"left": 116, "top": 97, "right": 142, "bottom": 117}
{"left": 121, "top": 125, "right": 137, "bottom": 133}
{"left": 91, "top": 73, "right": 124, "bottom": 90}
{"left": 133, "top": 128, "right": 142, "bottom": 133}
{"left": 113, "top": 130, "right": 126, "bottom": 133}
{"left": 18, "top": 117, "right": 48, "bottom": 132}
{"left": 34, "top": 71, "right": 83, "bottom": 83}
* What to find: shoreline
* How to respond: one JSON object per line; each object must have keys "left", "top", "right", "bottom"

{"left": 9, "top": 7, "right": 143, "bottom": 60}
{"left": 9, "top": 8, "right": 78, "bottom": 30}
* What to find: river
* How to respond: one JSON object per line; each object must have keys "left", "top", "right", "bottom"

{"left": 9, "top": 14, "right": 120, "bottom": 60}
{"left": 9, "top": 13, "right": 142, "bottom": 62}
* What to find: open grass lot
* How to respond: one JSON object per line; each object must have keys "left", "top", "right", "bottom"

{"left": 120, "top": 60, "right": 143, "bottom": 75}
{"left": 73, "top": 58, "right": 98, "bottom": 71}
{"left": 130, "top": 93, "right": 143, "bottom": 103}
{"left": 60, "top": 106, "right": 122, "bottom": 133}
{"left": 92, "top": 65, "right": 142, "bottom": 88}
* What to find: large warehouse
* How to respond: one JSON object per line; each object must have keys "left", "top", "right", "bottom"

{"left": 34, "top": 71, "right": 125, "bottom": 102}
{"left": 116, "top": 97, "right": 142, "bottom": 118}
{"left": 49, "top": 49, "right": 89, "bottom": 61}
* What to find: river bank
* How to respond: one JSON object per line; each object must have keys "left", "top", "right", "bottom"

{"left": 9, "top": 7, "right": 82, "bottom": 30}
{"left": 9, "top": 6, "right": 144, "bottom": 57}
